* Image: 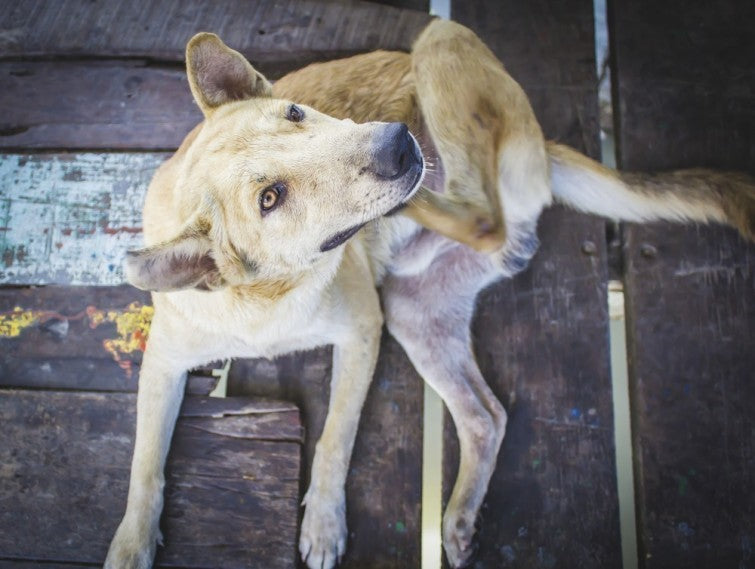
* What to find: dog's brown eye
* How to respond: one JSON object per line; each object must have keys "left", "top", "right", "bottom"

{"left": 260, "top": 183, "right": 285, "bottom": 214}
{"left": 286, "top": 104, "right": 304, "bottom": 123}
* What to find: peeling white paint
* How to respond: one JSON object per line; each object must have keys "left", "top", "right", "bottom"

{"left": 0, "top": 153, "right": 168, "bottom": 285}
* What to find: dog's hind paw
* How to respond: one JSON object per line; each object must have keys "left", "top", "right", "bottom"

{"left": 442, "top": 510, "right": 480, "bottom": 568}
{"left": 299, "top": 489, "right": 347, "bottom": 569}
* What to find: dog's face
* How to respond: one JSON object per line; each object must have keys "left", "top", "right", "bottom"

{"left": 125, "top": 33, "right": 423, "bottom": 292}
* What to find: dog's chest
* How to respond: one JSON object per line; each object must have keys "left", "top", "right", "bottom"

{"left": 165, "top": 285, "right": 337, "bottom": 363}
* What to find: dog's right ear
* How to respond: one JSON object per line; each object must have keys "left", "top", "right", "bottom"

{"left": 186, "top": 32, "right": 273, "bottom": 116}
{"left": 124, "top": 222, "right": 224, "bottom": 292}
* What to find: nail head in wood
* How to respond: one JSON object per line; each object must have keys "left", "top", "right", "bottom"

{"left": 581, "top": 240, "right": 598, "bottom": 256}
{"left": 640, "top": 243, "right": 658, "bottom": 259}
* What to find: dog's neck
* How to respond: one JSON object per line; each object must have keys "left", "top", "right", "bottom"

{"left": 228, "top": 245, "right": 345, "bottom": 304}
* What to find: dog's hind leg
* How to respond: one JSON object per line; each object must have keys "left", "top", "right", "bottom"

{"left": 105, "top": 331, "right": 187, "bottom": 569}
{"left": 382, "top": 253, "right": 505, "bottom": 568}
{"left": 407, "top": 19, "right": 552, "bottom": 254}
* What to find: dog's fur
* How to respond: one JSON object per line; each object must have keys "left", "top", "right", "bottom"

{"left": 105, "top": 20, "right": 755, "bottom": 569}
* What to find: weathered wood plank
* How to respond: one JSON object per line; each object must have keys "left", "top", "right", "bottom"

{"left": 0, "top": 0, "right": 432, "bottom": 76}
{"left": 0, "top": 61, "right": 200, "bottom": 150}
{"left": 612, "top": 1, "right": 755, "bottom": 566}
{"left": 228, "top": 331, "right": 423, "bottom": 568}
{"left": 442, "top": 2, "right": 619, "bottom": 567}
{"left": 623, "top": 224, "right": 754, "bottom": 569}
{"left": 0, "top": 7, "right": 600, "bottom": 153}
{"left": 0, "top": 285, "right": 217, "bottom": 394}
{"left": 374, "top": 0, "right": 429, "bottom": 13}
{"left": 0, "top": 390, "right": 302, "bottom": 567}
{"left": 0, "top": 562, "right": 96, "bottom": 569}
{"left": 610, "top": 0, "right": 755, "bottom": 173}
{"left": 0, "top": 153, "right": 165, "bottom": 285}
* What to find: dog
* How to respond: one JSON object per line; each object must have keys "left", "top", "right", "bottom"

{"left": 105, "top": 20, "right": 755, "bottom": 569}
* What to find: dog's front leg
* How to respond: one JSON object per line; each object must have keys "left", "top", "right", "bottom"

{"left": 299, "top": 279, "right": 383, "bottom": 569}
{"left": 105, "top": 344, "right": 187, "bottom": 569}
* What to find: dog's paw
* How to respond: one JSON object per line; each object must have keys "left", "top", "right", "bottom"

{"left": 299, "top": 489, "right": 347, "bottom": 569}
{"left": 104, "top": 518, "right": 161, "bottom": 569}
{"left": 442, "top": 509, "right": 479, "bottom": 568}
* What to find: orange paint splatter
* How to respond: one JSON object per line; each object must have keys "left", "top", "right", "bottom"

{"left": 1, "top": 301, "right": 153, "bottom": 378}
{"left": 87, "top": 302, "right": 154, "bottom": 377}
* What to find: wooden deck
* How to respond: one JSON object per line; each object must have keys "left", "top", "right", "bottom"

{"left": 1, "top": 1, "right": 753, "bottom": 568}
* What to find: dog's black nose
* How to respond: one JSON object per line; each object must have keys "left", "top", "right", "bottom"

{"left": 371, "top": 122, "right": 418, "bottom": 180}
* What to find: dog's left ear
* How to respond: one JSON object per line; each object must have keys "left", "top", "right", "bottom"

{"left": 186, "top": 32, "right": 273, "bottom": 116}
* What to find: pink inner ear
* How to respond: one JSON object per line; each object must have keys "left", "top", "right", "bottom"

{"left": 216, "top": 64, "right": 256, "bottom": 101}
{"left": 191, "top": 38, "right": 263, "bottom": 108}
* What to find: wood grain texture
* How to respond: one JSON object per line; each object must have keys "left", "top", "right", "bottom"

{"left": 0, "top": 61, "right": 201, "bottom": 150}
{"left": 623, "top": 224, "right": 754, "bottom": 569}
{"left": 0, "top": 563, "right": 95, "bottom": 569}
{"left": 443, "top": 2, "right": 620, "bottom": 567}
{"left": 611, "top": 0, "right": 755, "bottom": 569}
{"left": 610, "top": 0, "right": 755, "bottom": 173}
{"left": 612, "top": 2, "right": 755, "bottom": 566}
{"left": 374, "top": 0, "right": 429, "bottom": 13}
{"left": 0, "top": 390, "right": 302, "bottom": 567}
{"left": 0, "top": 285, "right": 217, "bottom": 394}
{"left": 228, "top": 331, "right": 423, "bottom": 568}
{"left": 0, "top": 153, "right": 165, "bottom": 285}
{"left": 0, "top": 0, "right": 432, "bottom": 76}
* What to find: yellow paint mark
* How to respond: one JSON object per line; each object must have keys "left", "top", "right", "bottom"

{"left": 1, "top": 301, "right": 154, "bottom": 378}
{"left": 0, "top": 307, "right": 43, "bottom": 338}
{"left": 88, "top": 302, "right": 154, "bottom": 376}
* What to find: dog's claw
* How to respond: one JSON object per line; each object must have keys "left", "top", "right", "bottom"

{"left": 442, "top": 509, "right": 481, "bottom": 569}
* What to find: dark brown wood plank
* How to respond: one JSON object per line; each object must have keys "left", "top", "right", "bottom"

{"left": 0, "top": 285, "right": 151, "bottom": 389}
{"left": 0, "top": 61, "right": 200, "bottom": 150}
{"left": 228, "top": 331, "right": 423, "bottom": 568}
{"left": 0, "top": 563, "right": 97, "bottom": 569}
{"left": 345, "top": 333, "right": 423, "bottom": 568}
{"left": 610, "top": 0, "right": 755, "bottom": 173}
{"left": 0, "top": 563, "right": 96, "bottom": 569}
{"left": 0, "top": 0, "right": 432, "bottom": 77}
{"left": 443, "top": 2, "right": 620, "bottom": 567}
{"left": 0, "top": 390, "right": 302, "bottom": 568}
{"left": 373, "top": 0, "right": 430, "bottom": 12}
{"left": 612, "top": 2, "right": 755, "bottom": 566}
{"left": 623, "top": 224, "right": 754, "bottom": 569}
{"left": 0, "top": 285, "right": 218, "bottom": 394}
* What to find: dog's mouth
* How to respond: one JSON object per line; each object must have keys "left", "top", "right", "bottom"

{"left": 320, "top": 146, "right": 423, "bottom": 252}
{"left": 320, "top": 223, "right": 367, "bottom": 252}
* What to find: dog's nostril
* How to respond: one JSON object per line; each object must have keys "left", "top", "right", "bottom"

{"left": 371, "top": 122, "right": 415, "bottom": 180}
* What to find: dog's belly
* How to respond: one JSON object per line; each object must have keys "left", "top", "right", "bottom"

{"left": 386, "top": 222, "right": 500, "bottom": 285}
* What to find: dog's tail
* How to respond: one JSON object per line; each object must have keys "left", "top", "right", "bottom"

{"left": 548, "top": 142, "right": 755, "bottom": 240}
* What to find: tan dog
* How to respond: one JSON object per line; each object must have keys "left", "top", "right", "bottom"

{"left": 106, "top": 21, "right": 754, "bottom": 569}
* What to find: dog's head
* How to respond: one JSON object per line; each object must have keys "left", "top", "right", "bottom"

{"left": 125, "top": 33, "right": 423, "bottom": 292}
